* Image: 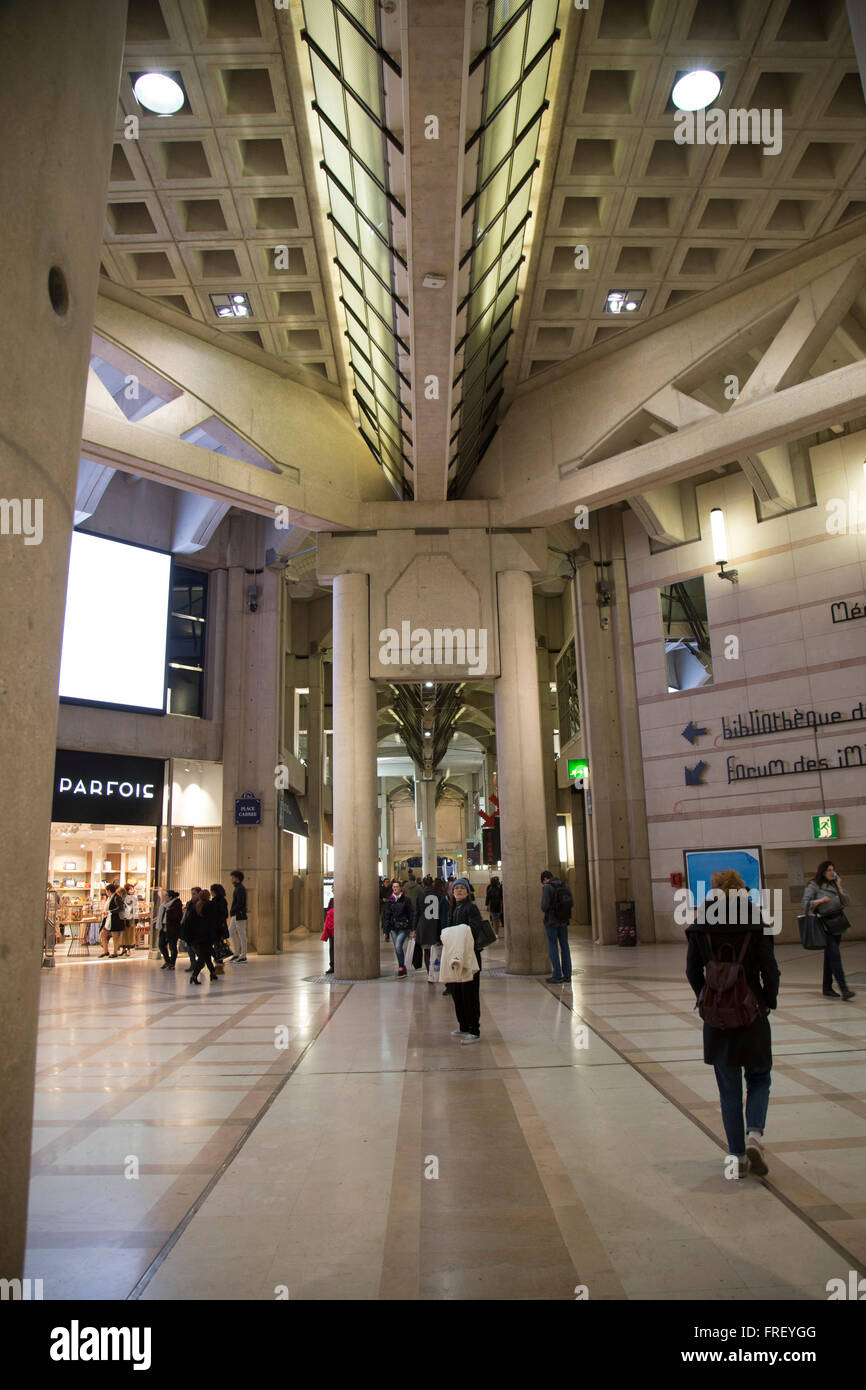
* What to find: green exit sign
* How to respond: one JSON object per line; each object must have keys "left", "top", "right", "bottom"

{"left": 813, "top": 814, "right": 838, "bottom": 840}
{"left": 568, "top": 759, "right": 589, "bottom": 779}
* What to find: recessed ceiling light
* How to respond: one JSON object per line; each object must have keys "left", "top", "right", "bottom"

{"left": 605, "top": 289, "right": 645, "bottom": 315}
{"left": 133, "top": 72, "right": 185, "bottom": 115}
{"left": 210, "top": 292, "right": 252, "bottom": 320}
{"left": 671, "top": 70, "right": 721, "bottom": 112}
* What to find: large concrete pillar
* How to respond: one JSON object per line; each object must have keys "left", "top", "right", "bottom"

{"left": 494, "top": 571, "right": 551, "bottom": 974}
{"left": 221, "top": 558, "right": 280, "bottom": 953}
{"left": 332, "top": 573, "right": 379, "bottom": 978}
{"left": 0, "top": 0, "right": 127, "bottom": 1280}
{"left": 571, "top": 510, "right": 654, "bottom": 943}
{"left": 416, "top": 777, "right": 437, "bottom": 877}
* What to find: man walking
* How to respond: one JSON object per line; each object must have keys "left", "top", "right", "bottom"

{"left": 229, "top": 869, "right": 248, "bottom": 962}
{"left": 541, "top": 869, "right": 573, "bottom": 984}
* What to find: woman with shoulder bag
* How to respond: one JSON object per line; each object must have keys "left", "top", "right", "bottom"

{"left": 802, "top": 861, "right": 855, "bottom": 1001}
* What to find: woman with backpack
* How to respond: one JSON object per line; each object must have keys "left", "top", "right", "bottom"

{"left": 802, "top": 861, "right": 855, "bottom": 1000}
{"left": 685, "top": 869, "right": 780, "bottom": 1178}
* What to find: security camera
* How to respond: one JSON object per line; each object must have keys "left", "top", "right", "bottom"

{"left": 248, "top": 584, "right": 259, "bottom": 613}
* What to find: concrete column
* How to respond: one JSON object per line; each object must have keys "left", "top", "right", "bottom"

{"left": 494, "top": 571, "right": 551, "bottom": 974}
{"left": 221, "top": 561, "right": 280, "bottom": 953}
{"left": 0, "top": 0, "right": 127, "bottom": 1280}
{"left": 301, "top": 649, "right": 324, "bottom": 932}
{"left": 417, "top": 777, "right": 437, "bottom": 877}
{"left": 332, "top": 573, "right": 379, "bottom": 978}
{"left": 571, "top": 510, "right": 654, "bottom": 943}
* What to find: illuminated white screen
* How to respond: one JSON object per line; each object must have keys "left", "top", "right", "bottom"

{"left": 59, "top": 533, "right": 171, "bottom": 712}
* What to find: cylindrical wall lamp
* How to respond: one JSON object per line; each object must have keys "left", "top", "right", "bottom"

{"left": 710, "top": 508, "right": 738, "bottom": 583}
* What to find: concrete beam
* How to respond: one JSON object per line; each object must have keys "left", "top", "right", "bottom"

{"left": 171, "top": 491, "right": 231, "bottom": 554}
{"left": 738, "top": 444, "right": 797, "bottom": 514}
{"left": 403, "top": 0, "right": 472, "bottom": 501}
{"left": 504, "top": 357, "right": 866, "bottom": 526}
{"left": 81, "top": 406, "right": 361, "bottom": 531}
{"left": 733, "top": 258, "right": 866, "bottom": 407}
{"left": 627, "top": 484, "right": 688, "bottom": 545}
{"left": 74, "top": 457, "right": 115, "bottom": 525}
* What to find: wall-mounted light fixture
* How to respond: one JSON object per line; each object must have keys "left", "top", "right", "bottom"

{"left": 710, "top": 507, "right": 738, "bottom": 583}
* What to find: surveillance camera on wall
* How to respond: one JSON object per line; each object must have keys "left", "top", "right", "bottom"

{"left": 248, "top": 584, "right": 259, "bottom": 613}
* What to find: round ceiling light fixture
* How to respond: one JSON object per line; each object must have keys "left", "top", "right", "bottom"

{"left": 671, "top": 69, "right": 721, "bottom": 111}
{"left": 133, "top": 72, "right": 184, "bottom": 115}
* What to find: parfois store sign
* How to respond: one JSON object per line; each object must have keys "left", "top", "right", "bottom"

{"left": 52, "top": 750, "right": 165, "bottom": 827}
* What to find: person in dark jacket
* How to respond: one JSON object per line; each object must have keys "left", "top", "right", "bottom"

{"left": 188, "top": 889, "right": 220, "bottom": 985}
{"left": 382, "top": 879, "right": 413, "bottom": 976}
{"left": 448, "top": 878, "right": 484, "bottom": 1042}
{"left": 210, "top": 883, "right": 229, "bottom": 964}
{"left": 179, "top": 888, "right": 202, "bottom": 973}
{"left": 540, "top": 870, "right": 572, "bottom": 984}
{"left": 158, "top": 890, "right": 182, "bottom": 970}
{"left": 99, "top": 883, "right": 125, "bottom": 958}
{"left": 802, "top": 861, "right": 855, "bottom": 1000}
{"left": 686, "top": 870, "right": 780, "bottom": 1178}
{"left": 485, "top": 876, "right": 503, "bottom": 936}
{"left": 229, "top": 870, "right": 248, "bottom": 962}
{"left": 415, "top": 876, "right": 450, "bottom": 976}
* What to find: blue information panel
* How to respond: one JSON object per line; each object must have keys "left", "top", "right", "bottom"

{"left": 684, "top": 847, "right": 763, "bottom": 904}
{"left": 235, "top": 793, "right": 262, "bottom": 826}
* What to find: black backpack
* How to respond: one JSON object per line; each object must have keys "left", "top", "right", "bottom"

{"left": 551, "top": 882, "right": 573, "bottom": 923}
{"left": 697, "top": 935, "right": 762, "bottom": 1030}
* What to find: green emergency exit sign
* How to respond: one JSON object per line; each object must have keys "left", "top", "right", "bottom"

{"left": 568, "top": 758, "right": 589, "bottom": 779}
{"left": 813, "top": 814, "right": 838, "bottom": 840}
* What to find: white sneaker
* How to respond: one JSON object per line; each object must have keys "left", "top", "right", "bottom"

{"left": 450, "top": 1028, "right": 465, "bottom": 1036}
{"left": 745, "top": 1134, "right": 768, "bottom": 1176}
{"left": 460, "top": 1034, "right": 480, "bottom": 1045}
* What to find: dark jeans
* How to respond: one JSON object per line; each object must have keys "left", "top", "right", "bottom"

{"left": 192, "top": 944, "right": 215, "bottom": 980}
{"left": 545, "top": 921, "right": 572, "bottom": 979}
{"left": 328, "top": 937, "right": 334, "bottom": 971}
{"left": 713, "top": 1065, "right": 772, "bottom": 1155}
{"left": 823, "top": 933, "right": 848, "bottom": 992}
{"left": 158, "top": 931, "right": 178, "bottom": 967}
{"left": 450, "top": 950, "right": 482, "bottom": 1036}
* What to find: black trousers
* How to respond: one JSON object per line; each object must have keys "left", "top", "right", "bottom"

{"left": 450, "top": 950, "right": 482, "bottom": 1036}
{"left": 823, "top": 933, "right": 848, "bottom": 992}
{"left": 158, "top": 931, "right": 178, "bottom": 967}
{"left": 192, "top": 944, "right": 215, "bottom": 979}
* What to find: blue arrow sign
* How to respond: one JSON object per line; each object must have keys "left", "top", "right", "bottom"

{"left": 685, "top": 760, "right": 708, "bottom": 786}
{"left": 682, "top": 721, "right": 708, "bottom": 745}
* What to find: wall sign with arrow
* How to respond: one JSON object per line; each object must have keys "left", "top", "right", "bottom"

{"left": 682, "top": 721, "right": 708, "bottom": 745}
{"left": 684, "top": 760, "right": 708, "bottom": 786}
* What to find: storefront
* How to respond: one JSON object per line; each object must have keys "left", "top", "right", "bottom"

{"left": 49, "top": 749, "right": 166, "bottom": 951}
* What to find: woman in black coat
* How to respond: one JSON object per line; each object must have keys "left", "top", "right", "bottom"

{"left": 414, "top": 876, "right": 450, "bottom": 975}
{"left": 685, "top": 870, "right": 780, "bottom": 1177}
{"left": 210, "top": 882, "right": 230, "bottom": 962}
{"left": 382, "top": 879, "right": 414, "bottom": 976}
{"left": 187, "top": 890, "right": 220, "bottom": 985}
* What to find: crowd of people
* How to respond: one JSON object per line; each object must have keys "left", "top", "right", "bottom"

{"left": 151, "top": 870, "right": 248, "bottom": 985}
{"left": 96, "top": 851, "right": 858, "bottom": 1182}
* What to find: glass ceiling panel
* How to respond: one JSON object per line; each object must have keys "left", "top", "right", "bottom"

{"left": 302, "top": 0, "right": 410, "bottom": 498}
{"left": 450, "top": 0, "right": 559, "bottom": 496}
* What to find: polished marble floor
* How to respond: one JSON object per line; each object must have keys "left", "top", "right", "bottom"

{"left": 25, "top": 934, "right": 866, "bottom": 1300}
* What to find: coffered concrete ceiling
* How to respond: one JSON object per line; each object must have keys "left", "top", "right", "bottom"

{"left": 99, "top": 0, "right": 866, "bottom": 513}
